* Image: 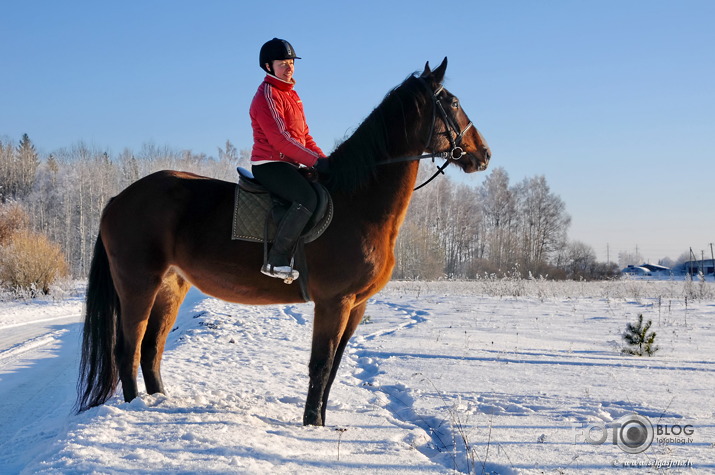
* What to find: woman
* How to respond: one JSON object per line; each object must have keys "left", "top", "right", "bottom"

{"left": 250, "top": 38, "right": 329, "bottom": 281}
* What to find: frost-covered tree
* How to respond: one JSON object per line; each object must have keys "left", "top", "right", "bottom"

{"left": 478, "top": 167, "right": 517, "bottom": 270}
{"left": 559, "top": 240, "right": 597, "bottom": 277}
{"left": 514, "top": 175, "right": 571, "bottom": 272}
{"left": 396, "top": 166, "right": 576, "bottom": 279}
{"left": 0, "top": 134, "right": 39, "bottom": 201}
{"left": 0, "top": 140, "right": 12, "bottom": 202}
{"left": 16, "top": 134, "right": 39, "bottom": 198}
{"left": 618, "top": 250, "right": 643, "bottom": 268}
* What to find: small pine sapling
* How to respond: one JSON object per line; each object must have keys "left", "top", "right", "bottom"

{"left": 622, "top": 314, "right": 659, "bottom": 356}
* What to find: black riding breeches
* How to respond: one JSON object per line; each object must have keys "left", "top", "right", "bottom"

{"left": 252, "top": 162, "right": 317, "bottom": 213}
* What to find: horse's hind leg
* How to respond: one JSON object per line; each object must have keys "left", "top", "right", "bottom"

{"left": 115, "top": 282, "right": 161, "bottom": 403}
{"left": 141, "top": 272, "right": 191, "bottom": 395}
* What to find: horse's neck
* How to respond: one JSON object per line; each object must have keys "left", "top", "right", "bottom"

{"left": 332, "top": 87, "right": 429, "bottom": 223}
{"left": 350, "top": 161, "right": 420, "bottom": 225}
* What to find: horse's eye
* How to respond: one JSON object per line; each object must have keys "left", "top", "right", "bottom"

{"left": 451, "top": 100, "right": 459, "bottom": 109}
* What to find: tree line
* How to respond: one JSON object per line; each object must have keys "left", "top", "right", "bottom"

{"left": 0, "top": 134, "right": 617, "bottom": 287}
{"left": 394, "top": 166, "right": 617, "bottom": 279}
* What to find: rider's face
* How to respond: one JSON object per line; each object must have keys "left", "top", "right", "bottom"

{"left": 269, "top": 59, "right": 294, "bottom": 82}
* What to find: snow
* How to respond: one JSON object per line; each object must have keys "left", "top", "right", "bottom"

{"left": 0, "top": 280, "right": 713, "bottom": 474}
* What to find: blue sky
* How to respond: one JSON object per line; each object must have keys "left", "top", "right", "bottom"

{"left": 2, "top": 0, "right": 713, "bottom": 264}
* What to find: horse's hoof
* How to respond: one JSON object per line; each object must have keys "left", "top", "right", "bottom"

{"left": 302, "top": 407, "right": 324, "bottom": 426}
{"left": 303, "top": 416, "right": 323, "bottom": 426}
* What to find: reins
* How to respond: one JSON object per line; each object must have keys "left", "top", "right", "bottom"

{"left": 378, "top": 77, "right": 474, "bottom": 191}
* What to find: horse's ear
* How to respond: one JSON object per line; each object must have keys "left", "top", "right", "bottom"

{"left": 420, "top": 61, "right": 432, "bottom": 78}
{"left": 431, "top": 57, "right": 448, "bottom": 84}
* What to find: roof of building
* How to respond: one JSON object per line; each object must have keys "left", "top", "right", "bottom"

{"left": 622, "top": 265, "right": 651, "bottom": 274}
{"left": 641, "top": 263, "right": 670, "bottom": 272}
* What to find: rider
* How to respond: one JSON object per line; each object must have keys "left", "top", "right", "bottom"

{"left": 250, "top": 38, "right": 329, "bottom": 282}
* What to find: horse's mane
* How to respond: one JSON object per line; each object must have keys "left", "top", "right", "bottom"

{"left": 325, "top": 74, "right": 430, "bottom": 194}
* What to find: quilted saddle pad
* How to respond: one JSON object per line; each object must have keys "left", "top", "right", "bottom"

{"left": 231, "top": 183, "right": 333, "bottom": 243}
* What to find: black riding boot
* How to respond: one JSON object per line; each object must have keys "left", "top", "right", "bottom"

{"left": 261, "top": 202, "right": 312, "bottom": 282}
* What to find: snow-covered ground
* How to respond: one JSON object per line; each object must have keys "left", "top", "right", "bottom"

{"left": 0, "top": 279, "right": 713, "bottom": 474}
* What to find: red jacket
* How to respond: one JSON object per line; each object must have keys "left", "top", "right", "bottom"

{"left": 250, "top": 74, "right": 324, "bottom": 167}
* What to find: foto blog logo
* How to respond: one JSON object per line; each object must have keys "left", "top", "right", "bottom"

{"left": 573, "top": 414, "right": 654, "bottom": 454}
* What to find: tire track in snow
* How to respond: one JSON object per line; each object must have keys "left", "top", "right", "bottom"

{"left": 0, "top": 321, "right": 82, "bottom": 473}
{"left": 1, "top": 313, "right": 81, "bottom": 330}
{"left": 0, "top": 329, "right": 69, "bottom": 363}
{"left": 0, "top": 312, "right": 82, "bottom": 382}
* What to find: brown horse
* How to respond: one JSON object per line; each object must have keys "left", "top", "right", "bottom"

{"left": 77, "top": 58, "right": 490, "bottom": 426}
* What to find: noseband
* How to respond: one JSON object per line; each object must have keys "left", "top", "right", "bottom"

{"left": 381, "top": 77, "right": 475, "bottom": 190}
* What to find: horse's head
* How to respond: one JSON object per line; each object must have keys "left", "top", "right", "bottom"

{"left": 326, "top": 58, "right": 491, "bottom": 193}
{"left": 420, "top": 58, "right": 491, "bottom": 173}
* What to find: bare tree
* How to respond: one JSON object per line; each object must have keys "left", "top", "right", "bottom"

{"left": 117, "top": 149, "right": 140, "bottom": 188}
{"left": 393, "top": 221, "right": 444, "bottom": 279}
{"left": 618, "top": 250, "right": 643, "bottom": 268}
{"left": 478, "top": 167, "right": 518, "bottom": 271}
{"left": 558, "top": 240, "right": 597, "bottom": 278}
{"left": 514, "top": 175, "right": 571, "bottom": 273}
{"left": 218, "top": 139, "right": 238, "bottom": 162}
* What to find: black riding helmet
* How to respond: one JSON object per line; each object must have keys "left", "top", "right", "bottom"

{"left": 260, "top": 38, "right": 301, "bottom": 74}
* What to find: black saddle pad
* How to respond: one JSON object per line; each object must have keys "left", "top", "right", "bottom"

{"left": 231, "top": 169, "right": 333, "bottom": 243}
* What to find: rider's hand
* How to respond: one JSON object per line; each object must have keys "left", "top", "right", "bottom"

{"left": 314, "top": 158, "right": 330, "bottom": 175}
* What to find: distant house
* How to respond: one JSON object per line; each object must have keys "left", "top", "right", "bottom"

{"left": 641, "top": 263, "right": 671, "bottom": 274}
{"left": 622, "top": 263, "right": 672, "bottom": 277}
{"left": 679, "top": 259, "right": 715, "bottom": 276}
{"left": 621, "top": 265, "right": 652, "bottom": 276}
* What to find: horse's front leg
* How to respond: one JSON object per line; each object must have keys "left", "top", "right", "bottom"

{"left": 303, "top": 297, "right": 353, "bottom": 426}
{"left": 319, "top": 301, "right": 367, "bottom": 424}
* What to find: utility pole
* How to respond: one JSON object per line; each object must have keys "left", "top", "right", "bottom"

{"left": 710, "top": 243, "right": 714, "bottom": 281}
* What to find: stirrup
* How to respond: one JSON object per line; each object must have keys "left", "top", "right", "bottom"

{"left": 261, "top": 263, "right": 299, "bottom": 284}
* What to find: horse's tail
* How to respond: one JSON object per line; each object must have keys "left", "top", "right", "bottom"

{"left": 76, "top": 232, "right": 120, "bottom": 413}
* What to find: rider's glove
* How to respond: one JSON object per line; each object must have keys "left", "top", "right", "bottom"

{"left": 314, "top": 158, "right": 330, "bottom": 175}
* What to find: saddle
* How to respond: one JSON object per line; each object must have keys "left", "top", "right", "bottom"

{"left": 231, "top": 167, "right": 333, "bottom": 301}
{"left": 231, "top": 167, "right": 333, "bottom": 243}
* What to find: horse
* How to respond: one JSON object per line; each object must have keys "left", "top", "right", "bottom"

{"left": 77, "top": 57, "right": 491, "bottom": 426}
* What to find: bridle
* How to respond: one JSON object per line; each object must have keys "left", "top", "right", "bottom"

{"left": 380, "top": 77, "right": 475, "bottom": 190}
